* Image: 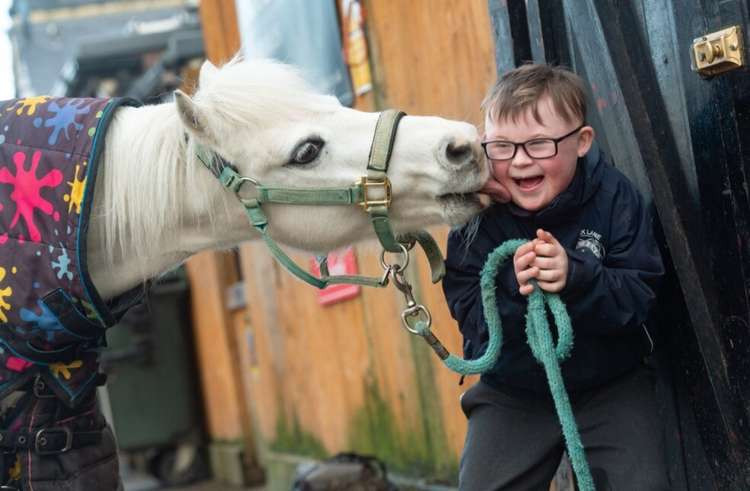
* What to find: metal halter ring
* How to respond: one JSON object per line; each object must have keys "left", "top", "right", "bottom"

{"left": 379, "top": 243, "right": 410, "bottom": 272}
{"left": 231, "top": 176, "right": 260, "bottom": 200}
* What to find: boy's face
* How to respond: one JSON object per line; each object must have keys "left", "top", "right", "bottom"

{"left": 483, "top": 96, "right": 593, "bottom": 211}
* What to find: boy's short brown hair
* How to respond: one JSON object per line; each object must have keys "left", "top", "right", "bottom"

{"left": 482, "top": 64, "right": 587, "bottom": 126}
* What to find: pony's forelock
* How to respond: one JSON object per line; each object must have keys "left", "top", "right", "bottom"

{"left": 192, "top": 58, "right": 339, "bottom": 131}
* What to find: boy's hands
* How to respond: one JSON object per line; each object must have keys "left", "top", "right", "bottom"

{"left": 513, "top": 229, "right": 569, "bottom": 295}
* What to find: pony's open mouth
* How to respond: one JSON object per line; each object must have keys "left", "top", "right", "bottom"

{"left": 437, "top": 192, "right": 483, "bottom": 225}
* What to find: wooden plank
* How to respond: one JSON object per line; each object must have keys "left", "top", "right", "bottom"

{"left": 365, "top": 0, "right": 496, "bottom": 125}
{"left": 230, "top": 308, "right": 266, "bottom": 481}
{"left": 270, "top": 248, "right": 368, "bottom": 452}
{"left": 183, "top": 0, "right": 253, "bottom": 451}
{"left": 525, "top": 0, "right": 546, "bottom": 63}
{"left": 487, "top": 0, "right": 517, "bottom": 73}
{"left": 237, "top": 243, "right": 284, "bottom": 444}
{"left": 485, "top": 0, "right": 532, "bottom": 74}
{"left": 185, "top": 252, "right": 244, "bottom": 440}
{"left": 199, "top": 0, "right": 241, "bottom": 64}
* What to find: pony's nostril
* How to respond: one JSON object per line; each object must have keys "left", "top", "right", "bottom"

{"left": 445, "top": 140, "right": 474, "bottom": 165}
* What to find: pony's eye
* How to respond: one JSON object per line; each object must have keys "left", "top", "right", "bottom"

{"left": 290, "top": 139, "right": 324, "bottom": 165}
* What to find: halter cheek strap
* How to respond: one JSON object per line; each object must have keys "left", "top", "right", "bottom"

{"left": 195, "top": 109, "right": 445, "bottom": 289}
{"left": 363, "top": 109, "right": 404, "bottom": 253}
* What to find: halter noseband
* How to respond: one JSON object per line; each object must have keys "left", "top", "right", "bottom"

{"left": 194, "top": 109, "right": 445, "bottom": 289}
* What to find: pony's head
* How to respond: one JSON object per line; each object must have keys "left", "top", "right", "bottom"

{"left": 175, "top": 59, "right": 487, "bottom": 252}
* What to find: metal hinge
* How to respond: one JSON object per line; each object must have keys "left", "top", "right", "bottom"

{"left": 691, "top": 25, "right": 744, "bottom": 77}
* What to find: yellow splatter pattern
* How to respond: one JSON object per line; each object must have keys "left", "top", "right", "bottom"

{"left": 0, "top": 267, "right": 12, "bottom": 323}
{"left": 50, "top": 360, "right": 83, "bottom": 380}
{"left": 64, "top": 163, "right": 87, "bottom": 214}
{"left": 8, "top": 455, "right": 20, "bottom": 481}
{"left": 6, "top": 96, "right": 50, "bottom": 116}
{"left": 80, "top": 300, "right": 102, "bottom": 322}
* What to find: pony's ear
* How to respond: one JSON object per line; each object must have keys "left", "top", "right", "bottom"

{"left": 175, "top": 90, "right": 214, "bottom": 144}
{"left": 199, "top": 60, "right": 219, "bottom": 87}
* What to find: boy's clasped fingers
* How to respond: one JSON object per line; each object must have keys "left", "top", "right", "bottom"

{"left": 516, "top": 266, "right": 539, "bottom": 294}
{"left": 533, "top": 242, "right": 558, "bottom": 257}
{"left": 535, "top": 228, "right": 557, "bottom": 243}
{"left": 513, "top": 235, "right": 569, "bottom": 295}
{"left": 535, "top": 275, "right": 565, "bottom": 293}
{"left": 513, "top": 241, "right": 538, "bottom": 295}
{"left": 534, "top": 268, "right": 562, "bottom": 282}
{"left": 531, "top": 229, "right": 569, "bottom": 293}
{"left": 513, "top": 242, "right": 536, "bottom": 270}
{"left": 530, "top": 256, "right": 557, "bottom": 270}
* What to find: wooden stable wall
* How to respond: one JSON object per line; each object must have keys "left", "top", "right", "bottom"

{"left": 232, "top": 0, "right": 497, "bottom": 482}
{"left": 185, "top": 0, "right": 263, "bottom": 484}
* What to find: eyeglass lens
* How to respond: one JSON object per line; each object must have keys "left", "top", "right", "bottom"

{"left": 485, "top": 140, "right": 557, "bottom": 160}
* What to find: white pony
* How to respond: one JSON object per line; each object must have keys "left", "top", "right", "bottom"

{"left": 87, "top": 58, "right": 488, "bottom": 299}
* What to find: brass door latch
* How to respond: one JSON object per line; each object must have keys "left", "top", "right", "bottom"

{"left": 691, "top": 25, "right": 744, "bottom": 77}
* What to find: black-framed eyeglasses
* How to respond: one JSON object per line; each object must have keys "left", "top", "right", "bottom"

{"left": 481, "top": 124, "right": 585, "bottom": 161}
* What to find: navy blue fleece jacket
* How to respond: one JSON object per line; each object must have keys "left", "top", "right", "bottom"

{"left": 443, "top": 144, "right": 664, "bottom": 394}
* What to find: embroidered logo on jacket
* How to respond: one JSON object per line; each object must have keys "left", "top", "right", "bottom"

{"left": 576, "top": 229, "right": 605, "bottom": 259}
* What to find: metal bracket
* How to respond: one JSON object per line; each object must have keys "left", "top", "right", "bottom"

{"left": 691, "top": 25, "right": 744, "bottom": 78}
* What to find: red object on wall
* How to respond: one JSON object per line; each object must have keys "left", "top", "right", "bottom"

{"left": 309, "top": 246, "right": 361, "bottom": 305}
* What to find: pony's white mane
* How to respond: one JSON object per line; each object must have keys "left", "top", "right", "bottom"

{"left": 97, "top": 58, "right": 339, "bottom": 273}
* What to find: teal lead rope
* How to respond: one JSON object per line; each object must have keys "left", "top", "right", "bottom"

{"left": 422, "top": 239, "right": 595, "bottom": 490}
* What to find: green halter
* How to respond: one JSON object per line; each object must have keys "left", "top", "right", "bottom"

{"left": 195, "top": 109, "right": 445, "bottom": 289}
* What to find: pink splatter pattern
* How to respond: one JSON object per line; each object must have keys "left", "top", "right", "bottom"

{"left": 5, "top": 356, "right": 32, "bottom": 372}
{"left": 0, "top": 150, "right": 63, "bottom": 243}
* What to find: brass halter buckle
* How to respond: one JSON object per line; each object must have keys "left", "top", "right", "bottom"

{"left": 357, "top": 176, "right": 392, "bottom": 210}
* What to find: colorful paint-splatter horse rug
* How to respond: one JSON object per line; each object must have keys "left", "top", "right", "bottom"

{"left": 0, "top": 96, "right": 143, "bottom": 408}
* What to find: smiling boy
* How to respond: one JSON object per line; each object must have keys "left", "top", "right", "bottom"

{"left": 443, "top": 64, "right": 670, "bottom": 490}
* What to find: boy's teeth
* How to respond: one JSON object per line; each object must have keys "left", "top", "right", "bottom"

{"left": 517, "top": 176, "right": 544, "bottom": 189}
